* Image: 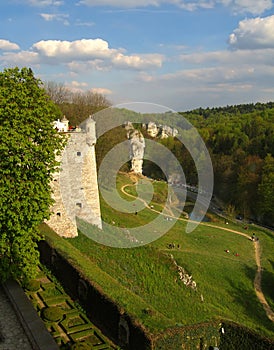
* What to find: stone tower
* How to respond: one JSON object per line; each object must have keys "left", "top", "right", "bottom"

{"left": 46, "top": 116, "right": 102, "bottom": 237}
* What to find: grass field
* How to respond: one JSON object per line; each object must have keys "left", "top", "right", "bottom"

{"left": 41, "top": 172, "right": 274, "bottom": 339}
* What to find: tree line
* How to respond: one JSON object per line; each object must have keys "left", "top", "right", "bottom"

{"left": 1, "top": 67, "right": 272, "bottom": 283}
{"left": 180, "top": 103, "right": 274, "bottom": 226}
{"left": 82, "top": 101, "right": 273, "bottom": 227}
{"left": 43, "top": 81, "right": 111, "bottom": 126}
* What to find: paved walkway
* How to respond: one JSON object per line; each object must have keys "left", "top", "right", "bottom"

{"left": 0, "top": 286, "right": 33, "bottom": 350}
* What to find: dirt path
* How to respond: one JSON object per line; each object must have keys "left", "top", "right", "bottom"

{"left": 197, "top": 224, "right": 274, "bottom": 323}
{"left": 121, "top": 184, "right": 185, "bottom": 218}
{"left": 253, "top": 241, "right": 274, "bottom": 322}
{"left": 120, "top": 182, "right": 274, "bottom": 323}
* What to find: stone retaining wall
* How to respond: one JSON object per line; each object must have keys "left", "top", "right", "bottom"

{"left": 38, "top": 240, "right": 152, "bottom": 350}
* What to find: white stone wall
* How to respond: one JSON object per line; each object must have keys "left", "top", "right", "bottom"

{"left": 46, "top": 120, "right": 102, "bottom": 237}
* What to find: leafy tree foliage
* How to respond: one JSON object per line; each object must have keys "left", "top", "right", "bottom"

{"left": 258, "top": 154, "right": 274, "bottom": 225}
{"left": 94, "top": 102, "right": 273, "bottom": 225}
{"left": 181, "top": 102, "right": 274, "bottom": 224}
{"left": 0, "top": 67, "right": 65, "bottom": 282}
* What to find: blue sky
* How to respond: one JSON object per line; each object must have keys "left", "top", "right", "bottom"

{"left": 0, "top": 0, "right": 274, "bottom": 111}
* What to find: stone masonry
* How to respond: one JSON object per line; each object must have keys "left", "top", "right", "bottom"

{"left": 46, "top": 116, "right": 102, "bottom": 237}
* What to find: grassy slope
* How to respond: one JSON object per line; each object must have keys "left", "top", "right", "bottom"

{"left": 40, "top": 224, "right": 172, "bottom": 332}
{"left": 42, "top": 173, "right": 274, "bottom": 339}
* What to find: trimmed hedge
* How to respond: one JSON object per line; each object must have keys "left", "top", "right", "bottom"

{"left": 70, "top": 341, "right": 91, "bottom": 350}
{"left": 41, "top": 306, "right": 64, "bottom": 322}
{"left": 24, "top": 279, "right": 40, "bottom": 292}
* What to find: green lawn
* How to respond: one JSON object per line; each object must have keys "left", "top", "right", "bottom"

{"left": 41, "top": 173, "right": 274, "bottom": 339}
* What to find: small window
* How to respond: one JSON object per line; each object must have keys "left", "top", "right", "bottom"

{"left": 77, "top": 151, "right": 81, "bottom": 156}
{"left": 57, "top": 212, "right": 61, "bottom": 217}
{"left": 76, "top": 203, "right": 82, "bottom": 209}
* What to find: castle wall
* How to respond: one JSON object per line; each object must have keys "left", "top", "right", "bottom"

{"left": 46, "top": 119, "right": 101, "bottom": 237}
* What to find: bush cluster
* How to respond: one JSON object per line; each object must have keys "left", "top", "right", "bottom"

{"left": 24, "top": 279, "right": 40, "bottom": 292}
{"left": 41, "top": 306, "right": 64, "bottom": 322}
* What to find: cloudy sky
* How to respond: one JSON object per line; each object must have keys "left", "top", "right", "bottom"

{"left": 0, "top": 0, "right": 274, "bottom": 111}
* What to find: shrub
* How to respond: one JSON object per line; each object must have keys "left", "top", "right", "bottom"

{"left": 41, "top": 306, "right": 64, "bottom": 322}
{"left": 24, "top": 279, "right": 40, "bottom": 292}
{"left": 70, "top": 342, "right": 91, "bottom": 350}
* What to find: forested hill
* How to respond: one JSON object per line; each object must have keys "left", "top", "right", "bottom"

{"left": 179, "top": 102, "right": 274, "bottom": 227}
{"left": 183, "top": 101, "right": 274, "bottom": 118}
{"left": 56, "top": 95, "right": 273, "bottom": 227}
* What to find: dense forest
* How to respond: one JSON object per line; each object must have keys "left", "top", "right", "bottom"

{"left": 91, "top": 103, "right": 274, "bottom": 227}
{"left": 45, "top": 82, "right": 273, "bottom": 227}
{"left": 180, "top": 102, "right": 274, "bottom": 226}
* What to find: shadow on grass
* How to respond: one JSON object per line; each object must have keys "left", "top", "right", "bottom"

{"left": 226, "top": 265, "right": 273, "bottom": 334}
{"left": 261, "top": 260, "right": 274, "bottom": 310}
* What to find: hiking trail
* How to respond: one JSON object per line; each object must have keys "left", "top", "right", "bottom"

{"left": 120, "top": 181, "right": 274, "bottom": 323}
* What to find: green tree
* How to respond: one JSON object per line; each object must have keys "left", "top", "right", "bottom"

{"left": 0, "top": 67, "right": 65, "bottom": 282}
{"left": 235, "top": 155, "right": 263, "bottom": 219}
{"left": 258, "top": 154, "right": 274, "bottom": 225}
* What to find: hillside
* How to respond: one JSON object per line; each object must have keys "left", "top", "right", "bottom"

{"left": 41, "top": 172, "right": 274, "bottom": 348}
{"left": 180, "top": 102, "right": 274, "bottom": 227}
{"left": 92, "top": 102, "right": 274, "bottom": 227}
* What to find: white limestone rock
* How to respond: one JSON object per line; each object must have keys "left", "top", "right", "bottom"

{"left": 128, "top": 129, "right": 145, "bottom": 174}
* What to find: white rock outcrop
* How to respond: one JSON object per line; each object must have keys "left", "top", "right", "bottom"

{"left": 127, "top": 129, "right": 145, "bottom": 174}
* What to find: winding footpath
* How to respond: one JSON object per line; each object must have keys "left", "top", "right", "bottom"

{"left": 253, "top": 241, "right": 274, "bottom": 322}
{"left": 121, "top": 182, "right": 274, "bottom": 323}
{"left": 203, "top": 223, "right": 274, "bottom": 322}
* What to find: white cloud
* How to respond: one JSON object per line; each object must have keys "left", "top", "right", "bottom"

{"left": 228, "top": 15, "right": 274, "bottom": 49}
{"left": 64, "top": 81, "right": 112, "bottom": 95}
{"left": 27, "top": 0, "right": 63, "bottom": 6}
{"left": 40, "top": 13, "right": 70, "bottom": 25}
{"left": 67, "top": 60, "right": 109, "bottom": 72}
{"left": 77, "top": 0, "right": 215, "bottom": 8}
{"left": 122, "top": 43, "right": 274, "bottom": 110}
{"left": 227, "top": 0, "right": 273, "bottom": 15}
{"left": 0, "top": 38, "right": 163, "bottom": 74}
{"left": 91, "top": 87, "right": 112, "bottom": 95}
{"left": 179, "top": 48, "right": 274, "bottom": 66}
{"left": 133, "top": 67, "right": 274, "bottom": 110}
{"left": 64, "top": 80, "right": 88, "bottom": 92}
{"left": 78, "top": 0, "right": 273, "bottom": 14}
{"left": 32, "top": 38, "right": 116, "bottom": 60}
{"left": 0, "top": 39, "right": 20, "bottom": 51}
{"left": 31, "top": 38, "right": 164, "bottom": 70}
{"left": 1, "top": 29, "right": 273, "bottom": 110}
{"left": 69, "top": 80, "right": 88, "bottom": 88}
{"left": 78, "top": 0, "right": 163, "bottom": 7}
{"left": 112, "top": 53, "right": 163, "bottom": 69}
{"left": 75, "top": 20, "right": 95, "bottom": 26}
{"left": 0, "top": 51, "right": 39, "bottom": 66}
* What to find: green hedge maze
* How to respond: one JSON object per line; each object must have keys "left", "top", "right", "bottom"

{"left": 24, "top": 266, "right": 117, "bottom": 349}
